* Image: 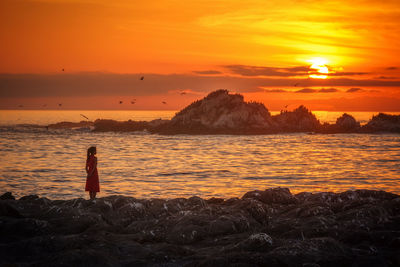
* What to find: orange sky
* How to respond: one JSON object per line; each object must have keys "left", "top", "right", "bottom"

{"left": 1, "top": 0, "right": 400, "bottom": 111}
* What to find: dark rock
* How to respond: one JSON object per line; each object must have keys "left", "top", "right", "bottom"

{"left": 1, "top": 188, "right": 399, "bottom": 266}
{"left": 19, "top": 195, "right": 39, "bottom": 201}
{"left": 242, "top": 187, "right": 297, "bottom": 205}
{"left": 76, "top": 90, "right": 400, "bottom": 134}
{"left": 272, "top": 105, "right": 320, "bottom": 132}
{"left": 167, "top": 224, "right": 206, "bottom": 244}
{"left": 47, "top": 120, "right": 93, "bottom": 129}
{"left": 232, "top": 233, "right": 273, "bottom": 252}
{"left": 335, "top": 113, "right": 360, "bottom": 130}
{"left": 0, "top": 202, "right": 22, "bottom": 218}
{"left": 320, "top": 113, "right": 361, "bottom": 133}
{"left": 362, "top": 113, "right": 400, "bottom": 133}
{"left": 93, "top": 119, "right": 150, "bottom": 132}
{"left": 206, "top": 197, "right": 224, "bottom": 204}
{"left": 156, "top": 89, "right": 276, "bottom": 134}
{"left": 0, "top": 192, "right": 15, "bottom": 200}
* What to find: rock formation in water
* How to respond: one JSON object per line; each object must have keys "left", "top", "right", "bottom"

{"left": 156, "top": 89, "right": 276, "bottom": 134}
{"left": 362, "top": 113, "right": 400, "bottom": 133}
{"left": 1, "top": 188, "right": 400, "bottom": 266}
{"left": 48, "top": 120, "right": 94, "bottom": 129}
{"left": 319, "top": 113, "right": 361, "bottom": 133}
{"left": 271, "top": 106, "right": 321, "bottom": 133}
{"left": 47, "top": 90, "right": 400, "bottom": 134}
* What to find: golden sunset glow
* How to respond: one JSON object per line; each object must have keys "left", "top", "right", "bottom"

{"left": 0, "top": 0, "right": 399, "bottom": 111}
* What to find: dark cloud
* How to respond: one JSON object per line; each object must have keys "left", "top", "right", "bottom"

{"left": 263, "top": 89, "right": 288, "bottom": 93}
{"left": 318, "top": 88, "right": 339, "bottom": 93}
{"left": 265, "top": 88, "right": 339, "bottom": 93}
{"left": 0, "top": 72, "right": 266, "bottom": 98}
{"left": 225, "top": 64, "right": 309, "bottom": 77}
{"left": 376, "top": 76, "right": 400, "bottom": 80}
{"left": 225, "top": 64, "right": 369, "bottom": 78}
{"left": 1, "top": 73, "right": 400, "bottom": 99}
{"left": 347, "top": 87, "right": 364, "bottom": 93}
{"left": 386, "top": 67, "right": 398, "bottom": 70}
{"left": 295, "top": 88, "right": 316, "bottom": 93}
{"left": 328, "top": 72, "right": 368, "bottom": 76}
{"left": 193, "top": 70, "right": 222, "bottom": 75}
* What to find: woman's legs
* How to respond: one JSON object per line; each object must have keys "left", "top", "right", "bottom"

{"left": 89, "top": 191, "right": 97, "bottom": 200}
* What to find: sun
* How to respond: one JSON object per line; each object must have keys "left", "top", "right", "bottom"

{"left": 307, "top": 57, "right": 330, "bottom": 79}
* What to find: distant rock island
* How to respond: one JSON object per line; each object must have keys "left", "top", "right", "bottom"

{"left": 1, "top": 188, "right": 399, "bottom": 266}
{"left": 48, "top": 89, "right": 400, "bottom": 134}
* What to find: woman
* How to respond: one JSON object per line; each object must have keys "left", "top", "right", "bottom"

{"left": 85, "top": 146, "right": 100, "bottom": 199}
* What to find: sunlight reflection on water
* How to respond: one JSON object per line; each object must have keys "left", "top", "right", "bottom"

{"left": 0, "top": 127, "right": 399, "bottom": 199}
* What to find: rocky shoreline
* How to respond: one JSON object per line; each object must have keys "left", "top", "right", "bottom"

{"left": 1, "top": 188, "right": 400, "bottom": 266}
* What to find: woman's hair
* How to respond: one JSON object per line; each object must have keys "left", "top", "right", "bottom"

{"left": 87, "top": 146, "right": 97, "bottom": 161}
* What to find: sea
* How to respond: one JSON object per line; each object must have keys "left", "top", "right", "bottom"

{"left": 0, "top": 110, "right": 399, "bottom": 200}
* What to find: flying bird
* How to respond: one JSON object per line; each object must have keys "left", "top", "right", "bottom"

{"left": 294, "top": 83, "right": 299, "bottom": 87}
{"left": 80, "top": 114, "right": 89, "bottom": 120}
{"left": 131, "top": 101, "right": 135, "bottom": 104}
{"left": 62, "top": 68, "right": 65, "bottom": 72}
{"left": 58, "top": 103, "right": 62, "bottom": 107}
{"left": 162, "top": 101, "right": 167, "bottom": 105}
{"left": 140, "top": 76, "right": 144, "bottom": 80}
{"left": 180, "top": 91, "right": 187, "bottom": 95}
{"left": 119, "top": 101, "right": 123, "bottom": 104}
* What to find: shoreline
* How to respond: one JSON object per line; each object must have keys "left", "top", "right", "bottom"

{"left": 1, "top": 188, "right": 400, "bottom": 266}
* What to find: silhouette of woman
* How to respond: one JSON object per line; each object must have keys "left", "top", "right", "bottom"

{"left": 85, "top": 146, "right": 100, "bottom": 199}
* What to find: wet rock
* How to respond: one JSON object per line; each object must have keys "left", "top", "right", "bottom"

{"left": 268, "top": 237, "right": 351, "bottom": 265}
{"left": 209, "top": 216, "right": 238, "bottom": 236}
{"left": 19, "top": 195, "right": 39, "bottom": 201}
{"left": 167, "top": 224, "right": 206, "bottom": 244}
{"left": 242, "top": 187, "right": 297, "bottom": 205}
{"left": 0, "top": 192, "right": 15, "bottom": 200}
{"left": 232, "top": 233, "right": 273, "bottom": 252}
{"left": 1, "top": 188, "right": 399, "bottom": 266}
{"left": 0, "top": 202, "right": 22, "bottom": 218}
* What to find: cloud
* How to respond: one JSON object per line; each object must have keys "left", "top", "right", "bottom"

{"left": 386, "top": 67, "right": 398, "bottom": 70}
{"left": 263, "top": 89, "right": 289, "bottom": 93}
{"left": 295, "top": 88, "right": 316, "bottom": 93}
{"left": 193, "top": 70, "right": 222, "bottom": 75}
{"left": 1, "top": 73, "right": 399, "bottom": 99}
{"left": 346, "top": 87, "right": 364, "bottom": 93}
{"left": 265, "top": 87, "right": 339, "bottom": 93}
{"left": 225, "top": 64, "right": 309, "bottom": 77}
{"left": 225, "top": 64, "right": 370, "bottom": 78}
{"left": 318, "top": 88, "right": 339, "bottom": 93}
{"left": 376, "top": 76, "right": 400, "bottom": 80}
{"left": 328, "top": 71, "right": 368, "bottom": 76}
{"left": 297, "top": 88, "right": 338, "bottom": 93}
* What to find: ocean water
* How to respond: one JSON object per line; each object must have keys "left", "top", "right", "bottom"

{"left": 0, "top": 110, "right": 399, "bottom": 199}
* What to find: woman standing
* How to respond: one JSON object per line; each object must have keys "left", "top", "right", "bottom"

{"left": 85, "top": 146, "right": 100, "bottom": 199}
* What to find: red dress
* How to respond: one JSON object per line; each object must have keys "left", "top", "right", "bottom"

{"left": 85, "top": 155, "right": 100, "bottom": 192}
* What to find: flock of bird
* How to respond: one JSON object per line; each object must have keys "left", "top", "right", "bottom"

{"left": 16, "top": 73, "right": 191, "bottom": 108}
